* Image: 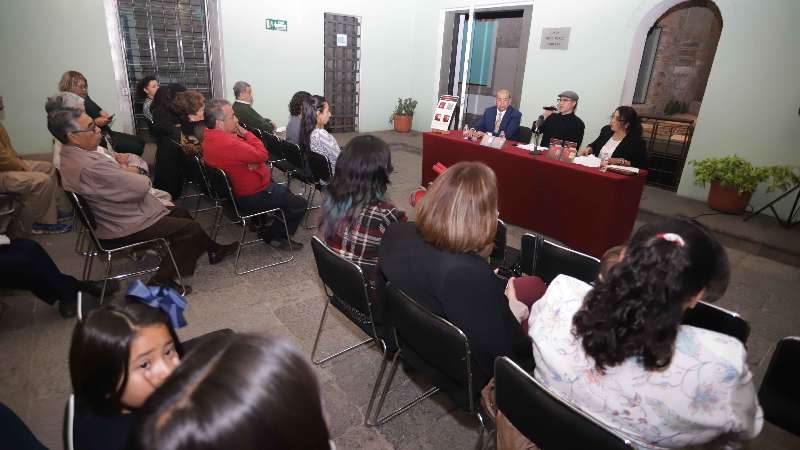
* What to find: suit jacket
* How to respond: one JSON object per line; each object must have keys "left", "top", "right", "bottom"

{"left": 232, "top": 101, "right": 275, "bottom": 134}
{"left": 473, "top": 106, "right": 522, "bottom": 139}
{"left": 59, "top": 144, "right": 167, "bottom": 240}
{"left": 378, "top": 221, "right": 533, "bottom": 388}
{"left": 587, "top": 125, "right": 649, "bottom": 169}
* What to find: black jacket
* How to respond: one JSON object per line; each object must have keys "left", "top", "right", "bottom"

{"left": 378, "top": 222, "right": 533, "bottom": 388}
{"left": 539, "top": 112, "right": 585, "bottom": 148}
{"left": 588, "top": 125, "right": 648, "bottom": 169}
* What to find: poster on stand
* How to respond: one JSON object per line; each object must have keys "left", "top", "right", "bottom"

{"left": 430, "top": 95, "right": 459, "bottom": 132}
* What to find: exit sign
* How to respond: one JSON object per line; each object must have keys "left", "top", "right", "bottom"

{"left": 266, "top": 18, "right": 287, "bottom": 31}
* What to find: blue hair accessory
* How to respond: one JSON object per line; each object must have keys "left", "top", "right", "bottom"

{"left": 126, "top": 280, "right": 188, "bottom": 329}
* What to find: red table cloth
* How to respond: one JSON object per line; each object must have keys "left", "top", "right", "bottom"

{"left": 421, "top": 131, "right": 647, "bottom": 257}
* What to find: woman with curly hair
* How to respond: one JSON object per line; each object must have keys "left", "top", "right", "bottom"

{"left": 525, "top": 217, "right": 762, "bottom": 449}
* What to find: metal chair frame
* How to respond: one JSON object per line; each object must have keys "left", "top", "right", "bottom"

{"left": 365, "top": 283, "right": 486, "bottom": 448}
{"left": 203, "top": 165, "right": 294, "bottom": 275}
{"left": 310, "top": 236, "right": 382, "bottom": 366}
{"left": 239, "top": 121, "right": 292, "bottom": 185}
{"left": 303, "top": 152, "right": 332, "bottom": 229}
{"left": 67, "top": 192, "right": 186, "bottom": 301}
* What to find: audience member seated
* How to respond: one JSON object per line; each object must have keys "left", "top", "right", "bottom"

{"left": 286, "top": 90, "right": 311, "bottom": 145}
{"left": 0, "top": 237, "right": 116, "bottom": 318}
{"left": 202, "top": 99, "right": 307, "bottom": 250}
{"left": 320, "top": 135, "right": 406, "bottom": 297}
{"left": 379, "top": 161, "right": 533, "bottom": 389}
{"left": 231, "top": 80, "right": 275, "bottom": 134}
{"left": 135, "top": 333, "right": 332, "bottom": 450}
{"left": 300, "top": 95, "right": 341, "bottom": 173}
{"left": 470, "top": 89, "right": 522, "bottom": 140}
{"left": 150, "top": 84, "right": 189, "bottom": 198}
{"left": 59, "top": 70, "right": 145, "bottom": 156}
{"left": 578, "top": 105, "right": 648, "bottom": 169}
{"left": 0, "top": 102, "right": 70, "bottom": 234}
{"left": 527, "top": 217, "right": 762, "bottom": 449}
{"left": 69, "top": 301, "right": 184, "bottom": 450}
{"left": 136, "top": 75, "right": 159, "bottom": 125}
{"left": 538, "top": 90, "right": 585, "bottom": 148}
{"left": 48, "top": 107, "right": 237, "bottom": 293}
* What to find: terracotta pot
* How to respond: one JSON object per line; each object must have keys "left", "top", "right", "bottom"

{"left": 393, "top": 115, "right": 412, "bottom": 133}
{"left": 707, "top": 181, "right": 753, "bottom": 214}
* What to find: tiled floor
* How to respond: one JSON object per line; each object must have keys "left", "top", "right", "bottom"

{"left": 1, "top": 133, "right": 798, "bottom": 449}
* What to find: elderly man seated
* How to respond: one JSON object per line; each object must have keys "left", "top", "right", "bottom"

{"left": 231, "top": 81, "right": 275, "bottom": 135}
{"left": 47, "top": 106, "right": 237, "bottom": 293}
{"left": 0, "top": 96, "right": 70, "bottom": 234}
{"left": 203, "top": 99, "right": 307, "bottom": 250}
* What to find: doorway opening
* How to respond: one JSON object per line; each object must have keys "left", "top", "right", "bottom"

{"left": 437, "top": 5, "right": 532, "bottom": 132}
{"left": 323, "top": 13, "right": 361, "bottom": 133}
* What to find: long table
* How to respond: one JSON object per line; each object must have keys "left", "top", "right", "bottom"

{"left": 421, "top": 131, "right": 647, "bottom": 257}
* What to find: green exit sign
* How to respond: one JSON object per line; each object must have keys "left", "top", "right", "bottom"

{"left": 266, "top": 18, "right": 287, "bottom": 32}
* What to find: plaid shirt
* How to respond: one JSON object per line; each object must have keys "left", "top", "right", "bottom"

{"left": 325, "top": 201, "right": 406, "bottom": 274}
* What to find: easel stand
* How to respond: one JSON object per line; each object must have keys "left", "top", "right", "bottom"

{"left": 744, "top": 183, "right": 800, "bottom": 227}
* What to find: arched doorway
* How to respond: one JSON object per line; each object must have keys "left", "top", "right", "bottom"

{"left": 621, "top": 0, "right": 722, "bottom": 191}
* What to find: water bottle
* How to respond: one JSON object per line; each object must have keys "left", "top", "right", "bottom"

{"left": 497, "top": 130, "right": 507, "bottom": 148}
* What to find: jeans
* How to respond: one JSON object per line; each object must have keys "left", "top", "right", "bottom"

{"left": 235, "top": 183, "right": 308, "bottom": 240}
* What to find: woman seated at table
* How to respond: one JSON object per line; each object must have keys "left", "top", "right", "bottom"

{"left": 578, "top": 106, "right": 648, "bottom": 168}
{"left": 526, "top": 217, "right": 762, "bottom": 449}
{"left": 320, "top": 135, "right": 406, "bottom": 296}
{"left": 379, "top": 161, "right": 533, "bottom": 389}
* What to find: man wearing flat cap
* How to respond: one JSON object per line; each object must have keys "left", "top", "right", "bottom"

{"left": 539, "top": 90, "right": 585, "bottom": 148}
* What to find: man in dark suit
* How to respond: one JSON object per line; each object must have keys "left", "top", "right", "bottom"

{"left": 471, "top": 89, "right": 522, "bottom": 140}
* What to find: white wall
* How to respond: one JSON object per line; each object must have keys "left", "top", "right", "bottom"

{"left": 408, "top": 0, "right": 800, "bottom": 212}
{"left": 0, "top": 0, "right": 120, "bottom": 155}
{"left": 218, "top": 0, "right": 419, "bottom": 132}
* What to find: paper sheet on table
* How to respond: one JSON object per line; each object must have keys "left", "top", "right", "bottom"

{"left": 275, "top": 126, "right": 287, "bottom": 133}
{"left": 606, "top": 165, "right": 640, "bottom": 174}
{"left": 573, "top": 154, "right": 602, "bottom": 167}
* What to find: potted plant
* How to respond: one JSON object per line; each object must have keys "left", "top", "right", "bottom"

{"left": 389, "top": 98, "right": 418, "bottom": 133}
{"left": 690, "top": 155, "right": 798, "bottom": 214}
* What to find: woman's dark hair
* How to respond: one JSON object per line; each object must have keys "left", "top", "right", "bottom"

{"left": 573, "top": 217, "right": 729, "bottom": 373}
{"left": 69, "top": 302, "right": 182, "bottom": 415}
{"left": 136, "top": 333, "right": 331, "bottom": 450}
{"left": 136, "top": 76, "right": 158, "bottom": 99}
{"left": 152, "top": 83, "right": 187, "bottom": 117}
{"left": 299, "top": 95, "right": 327, "bottom": 152}
{"left": 320, "top": 135, "right": 393, "bottom": 239}
{"left": 616, "top": 105, "right": 642, "bottom": 139}
{"left": 288, "top": 90, "right": 311, "bottom": 116}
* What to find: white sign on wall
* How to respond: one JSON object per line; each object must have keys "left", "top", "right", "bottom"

{"left": 540, "top": 27, "right": 571, "bottom": 50}
{"left": 336, "top": 34, "right": 348, "bottom": 47}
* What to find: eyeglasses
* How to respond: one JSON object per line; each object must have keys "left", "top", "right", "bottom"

{"left": 496, "top": 97, "right": 511, "bottom": 102}
{"left": 71, "top": 123, "right": 97, "bottom": 134}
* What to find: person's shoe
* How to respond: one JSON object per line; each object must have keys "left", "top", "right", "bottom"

{"left": 58, "top": 299, "right": 78, "bottom": 319}
{"left": 147, "top": 278, "right": 193, "bottom": 296}
{"left": 208, "top": 242, "right": 239, "bottom": 265}
{"left": 77, "top": 279, "right": 121, "bottom": 298}
{"left": 270, "top": 238, "right": 303, "bottom": 251}
{"left": 31, "top": 222, "right": 72, "bottom": 234}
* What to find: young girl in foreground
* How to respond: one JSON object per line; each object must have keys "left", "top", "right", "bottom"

{"left": 69, "top": 301, "right": 182, "bottom": 450}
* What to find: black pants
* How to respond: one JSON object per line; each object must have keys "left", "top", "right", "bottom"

{"left": 107, "top": 130, "right": 145, "bottom": 156}
{"left": 0, "top": 238, "right": 79, "bottom": 304}
{"left": 235, "top": 183, "right": 308, "bottom": 239}
{"left": 153, "top": 137, "right": 186, "bottom": 199}
{"left": 0, "top": 403, "right": 48, "bottom": 450}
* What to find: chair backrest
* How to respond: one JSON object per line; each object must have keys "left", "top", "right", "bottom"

{"left": 682, "top": 301, "right": 750, "bottom": 345}
{"left": 516, "top": 125, "right": 533, "bottom": 144}
{"left": 193, "top": 155, "right": 216, "bottom": 200}
{"left": 202, "top": 165, "right": 242, "bottom": 219}
{"left": 284, "top": 141, "right": 306, "bottom": 170}
{"left": 535, "top": 239, "right": 600, "bottom": 284}
{"left": 307, "top": 151, "right": 332, "bottom": 184}
{"left": 495, "top": 356, "right": 635, "bottom": 450}
{"left": 490, "top": 219, "right": 507, "bottom": 264}
{"left": 759, "top": 336, "right": 800, "bottom": 436}
{"left": 238, "top": 121, "right": 262, "bottom": 140}
{"left": 383, "top": 282, "right": 476, "bottom": 411}
{"left": 519, "top": 232, "right": 540, "bottom": 275}
{"left": 310, "top": 236, "right": 376, "bottom": 335}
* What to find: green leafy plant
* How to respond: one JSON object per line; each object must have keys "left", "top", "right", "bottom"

{"left": 389, "top": 98, "right": 418, "bottom": 122}
{"left": 664, "top": 99, "right": 689, "bottom": 115}
{"left": 690, "top": 155, "right": 799, "bottom": 195}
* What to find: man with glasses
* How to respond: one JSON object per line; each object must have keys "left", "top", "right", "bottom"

{"left": 538, "top": 90, "right": 585, "bottom": 148}
{"left": 471, "top": 89, "right": 522, "bottom": 140}
{"left": 49, "top": 107, "right": 238, "bottom": 294}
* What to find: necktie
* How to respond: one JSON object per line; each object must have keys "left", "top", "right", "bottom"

{"left": 494, "top": 111, "right": 502, "bottom": 134}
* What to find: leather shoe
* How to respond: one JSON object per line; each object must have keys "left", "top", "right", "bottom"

{"left": 209, "top": 242, "right": 239, "bottom": 265}
{"left": 270, "top": 238, "right": 303, "bottom": 251}
{"left": 77, "top": 279, "right": 121, "bottom": 298}
{"left": 147, "top": 278, "right": 193, "bottom": 296}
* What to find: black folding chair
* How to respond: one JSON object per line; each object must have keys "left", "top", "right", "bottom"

{"left": 366, "top": 282, "right": 487, "bottom": 447}
{"left": 203, "top": 165, "right": 294, "bottom": 275}
{"left": 759, "top": 336, "right": 800, "bottom": 436}
{"left": 239, "top": 122, "right": 292, "bottom": 184}
{"left": 515, "top": 125, "right": 533, "bottom": 144}
{"left": 303, "top": 151, "right": 332, "bottom": 228}
{"left": 682, "top": 301, "right": 750, "bottom": 345}
{"left": 521, "top": 233, "right": 601, "bottom": 284}
{"left": 495, "top": 356, "right": 635, "bottom": 450}
{"left": 66, "top": 191, "right": 186, "bottom": 300}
